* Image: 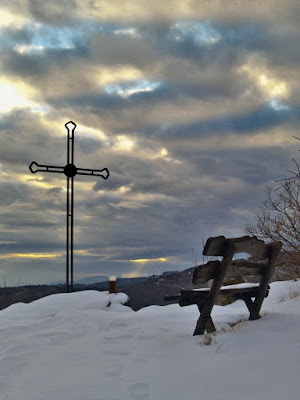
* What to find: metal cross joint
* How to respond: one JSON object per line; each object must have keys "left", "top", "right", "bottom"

{"left": 29, "top": 121, "right": 110, "bottom": 292}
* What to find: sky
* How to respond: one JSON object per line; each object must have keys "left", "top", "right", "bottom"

{"left": 0, "top": 0, "right": 300, "bottom": 286}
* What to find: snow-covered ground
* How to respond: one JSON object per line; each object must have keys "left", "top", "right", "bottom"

{"left": 1, "top": 280, "right": 300, "bottom": 400}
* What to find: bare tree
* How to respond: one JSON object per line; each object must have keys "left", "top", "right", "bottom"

{"left": 245, "top": 180, "right": 300, "bottom": 279}
{"left": 245, "top": 136, "right": 300, "bottom": 279}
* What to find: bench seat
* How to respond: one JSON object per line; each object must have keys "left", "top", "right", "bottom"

{"left": 177, "top": 283, "right": 269, "bottom": 307}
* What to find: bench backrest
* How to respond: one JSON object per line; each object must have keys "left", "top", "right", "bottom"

{"left": 204, "top": 235, "right": 272, "bottom": 259}
{"left": 193, "top": 235, "right": 282, "bottom": 285}
{"left": 189, "top": 235, "right": 282, "bottom": 335}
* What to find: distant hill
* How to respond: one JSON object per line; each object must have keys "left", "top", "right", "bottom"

{"left": 0, "top": 260, "right": 296, "bottom": 312}
{"left": 74, "top": 276, "right": 110, "bottom": 285}
{"left": 0, "top": 269, "right": 197, "bottom": 312}
{"left": 51, "top": 275, "right": 110, "bottom": 285}
{"left": 51, "top": 275, "right": 149, "bottom": 286}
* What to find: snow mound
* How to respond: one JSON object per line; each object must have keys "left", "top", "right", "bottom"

{"left": 0, "top": 290, "right": 131, "bottom": 321}
{"left": 0, "top": 281, "right": 300, "bottom": 400}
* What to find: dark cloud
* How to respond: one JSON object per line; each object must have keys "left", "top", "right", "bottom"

{"left": 0, "top": 1, "right": 300, "bottom": 285}
{"left": 47, "top": 187, "right": 63, "bottom": 195}
{"left": 0, "top": 183, "right": 30, "bottom": 206}
{"left": 140, "top": 106, "right": 298, "bottom": 148}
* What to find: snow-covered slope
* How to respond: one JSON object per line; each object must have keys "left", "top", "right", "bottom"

{"left": 0, "top": 281, "right": 300, "bottom": 400}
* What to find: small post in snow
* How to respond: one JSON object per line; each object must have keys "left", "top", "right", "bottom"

{"left": 109, "top": 276, "right": 117, "bottom": 294}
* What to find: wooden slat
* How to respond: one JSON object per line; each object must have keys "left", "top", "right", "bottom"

{"left": 231, "top": 260, "right": 267, "bottom": 269}
{"left": 178, "top": 286, "right": 269, "bottom": 309}
{"left": 181, "top": 285, "right": 269, "bottom": 298}
{"left": 229, "top": 236, "right": 268, "bottom": 259}
{"left": 179, "top": 290, "right": 210, "bottom": 307}
{"left": 203, "top": 236, "right": 227, "bottom": 256}
{"left": 203, "top": 235, "right": 273, "bottom": 259}
{"left": 193, "top": 260, "right": 220, "bottom": 284}
{"left": 193, "top": 259, "right": 266, "bottom": 285}
{"left": 219, "top": 286, "right": 266, "bottom": 296}
{"left": 226, "top": 263, "right": 264, "bottom": 278}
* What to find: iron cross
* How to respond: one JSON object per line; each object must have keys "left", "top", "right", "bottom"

{"left": 29, "top": 121, "right": 109, "bottom": 292}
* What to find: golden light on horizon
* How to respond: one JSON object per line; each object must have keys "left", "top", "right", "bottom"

{"left": 0, "top": 253, "right": 62, "bottom": 260}
{"left": 130, "top": 257, "right": 167, "bottom": 263}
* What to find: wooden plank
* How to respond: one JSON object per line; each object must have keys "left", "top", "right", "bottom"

{"left": 179, "top": 290, "right": 210, "bottom": 307}
{"left": 203, "top": 235, "right": 278, "bottom": 259}
{"left": 227, "top": 264, "right": 263, "bottom": 277}
{"left": 203, "top": 236, "right": 227, "bottom": 256}
{"left": 193, "top": 259, "right": 266, "bottom": 285}
{"left": 177, "top": 286, "right": 269, "bottom": 308}
{"left": 231, "top": 260, "right": 267, "bottom": 269}
{"left": 219, "top": 286, "right": 260, "bottom": 296}
{"left": 228, "top": 236, "right": 268, "bottom": 259}
{"left": 193, "top": 260, "right": 220, "bottom": 284}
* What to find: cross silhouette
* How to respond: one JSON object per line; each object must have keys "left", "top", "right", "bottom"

{"left": 29, "top": 121, "right": 109, "bottom": 292}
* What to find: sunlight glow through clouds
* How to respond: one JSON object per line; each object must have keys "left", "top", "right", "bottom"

{"left": 239, "top": 62, "right": 288, "bottom": 100}
{"left": 0, "top": 78, "right": 40, "bottom": 113}
{"left": 130, "top": 258, "right": 167, "bottom": 263}
{"left": 14, "top": 45, "right": 46, "bottom": 54}
{"left": 0, "top": 253, "right": 62, "bottom": 260}
{"left": 96, "top": 67, "right": 143, "bottom": 87}
{"left": 76, "top": 124, "right": 107, "bottom": 141}
{"left": 0, "top": 7, "right": 30, "bottom": 29}
{"left": 258, "top": 74, "right": 288, "bottom": 98}
{"left": 113, "top": 135, "right": 135, "bottom": 151}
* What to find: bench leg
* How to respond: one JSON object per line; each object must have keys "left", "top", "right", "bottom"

{"left": 242, "top": 294, "right": 261, "bottom": 320}
{"left": 193, "top": 304, "right": 216, "bottom": 336}
{"left": 205, "top": 315, "right": 216, "bottom": 333}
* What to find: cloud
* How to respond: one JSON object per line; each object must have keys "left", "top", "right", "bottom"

{"left": 0, "top": 1, "right": 300, "bottom": 284}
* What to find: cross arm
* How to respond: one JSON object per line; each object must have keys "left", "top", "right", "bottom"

{"left": 76, "top": 167, "right": 110, "bottom": 179}
{"left": 29, "top": 161, "right": 65, "bottom": 174}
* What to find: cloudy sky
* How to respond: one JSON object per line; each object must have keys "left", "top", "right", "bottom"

{"left": 1, "top": 0, "right": 300, "bottom": 286}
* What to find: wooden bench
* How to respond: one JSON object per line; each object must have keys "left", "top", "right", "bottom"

{"left": 164, "top": 236, "right": 282, "bottom": 335}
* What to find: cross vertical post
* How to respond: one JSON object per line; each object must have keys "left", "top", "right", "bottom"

{"left": 29, "top": 121, "right": 110, "bottom": 292}
{"left": 66, "top": 122, "right": 76, "bottom": 293}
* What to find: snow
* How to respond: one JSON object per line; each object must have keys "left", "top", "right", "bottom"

{"left": 1, "top": 281, "right": 300, "bottom": 400}
{"left": 193, "top": 282, "right": 261, "bottom": 291}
